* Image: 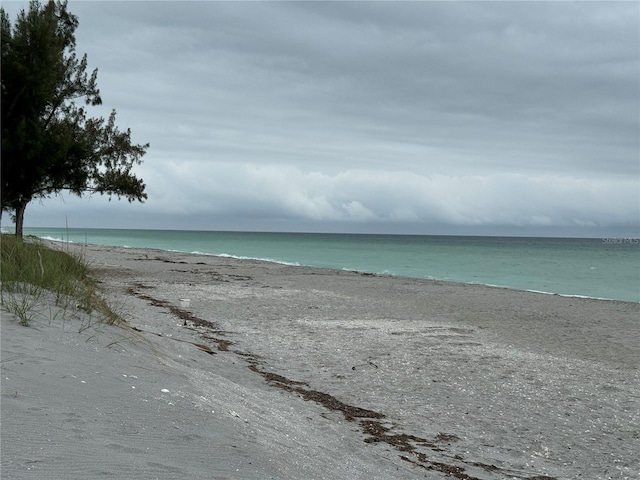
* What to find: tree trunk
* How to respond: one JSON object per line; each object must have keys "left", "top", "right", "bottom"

{"left": 15, "top": 198, "right": 28, "bottom": 239}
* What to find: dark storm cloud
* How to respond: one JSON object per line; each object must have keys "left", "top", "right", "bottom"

{"left": 3, "top": 1, "right": 638, "bottom": 234}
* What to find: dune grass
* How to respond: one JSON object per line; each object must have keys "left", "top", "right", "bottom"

{"left": 1, "top": 234, "right": 122, "bottom": 326}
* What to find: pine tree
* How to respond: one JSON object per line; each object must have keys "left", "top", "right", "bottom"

{"left": 1, "top": 0, "right": 148, "bottom": 237}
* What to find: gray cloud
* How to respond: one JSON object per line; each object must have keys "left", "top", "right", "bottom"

{"left": 3, "top": 0, "right": 638, "bottom": 235}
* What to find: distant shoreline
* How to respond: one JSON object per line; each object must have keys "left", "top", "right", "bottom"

{"left": 37, "top": 234, "right": 639, "bottom": 304}
{"left": 77, "top": 241, "right": 640, "bottom": 367}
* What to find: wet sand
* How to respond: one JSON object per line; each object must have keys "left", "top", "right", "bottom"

{"left": 2, "top": 243, "right": 639, "bottom": 479}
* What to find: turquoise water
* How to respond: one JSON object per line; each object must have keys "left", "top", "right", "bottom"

{"left": 18, "top": 227, "right": 640, "bottom": 302}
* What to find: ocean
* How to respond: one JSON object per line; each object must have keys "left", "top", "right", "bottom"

{"left": 18, "top": 227, "right": 640, "bottom": 303}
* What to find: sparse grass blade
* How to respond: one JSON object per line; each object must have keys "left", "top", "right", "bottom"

{"left": 0, "top": 234, "right": 123, "bottom": 326}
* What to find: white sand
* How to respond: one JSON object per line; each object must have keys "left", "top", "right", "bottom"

{"left": 2, "top": 243, "right": 638, "bottom": 479}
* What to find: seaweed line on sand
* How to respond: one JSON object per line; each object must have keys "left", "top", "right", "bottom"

{"left": 127, "top": 285, "right": 234, "bottom": 352}
{"left": 127, "top": 285, "right": 557, "bottom": 480}
{"left": 246, "top": 359, "right": 556, "bottom": 480}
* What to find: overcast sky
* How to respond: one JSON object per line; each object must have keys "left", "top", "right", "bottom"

{"left": 3, "top": 1, "right": 639, "bottom": 236}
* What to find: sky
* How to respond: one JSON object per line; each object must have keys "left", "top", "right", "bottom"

{"left": 3, "top": 0, "right": 639, "bottom": 236}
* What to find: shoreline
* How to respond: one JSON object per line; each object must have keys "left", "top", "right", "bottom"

{"left": 35, "top": 237, "right": 640, "bottom": 304}
{"left": 2, "top": 242, "right": 639, "bottom": 479}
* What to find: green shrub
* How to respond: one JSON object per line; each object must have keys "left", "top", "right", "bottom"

{"left": 0, "top": 234, "right": 121, "bottom": 326}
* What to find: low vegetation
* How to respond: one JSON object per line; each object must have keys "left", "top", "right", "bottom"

{"left": 0, "top": 234, "right": 121, "bottom": 326}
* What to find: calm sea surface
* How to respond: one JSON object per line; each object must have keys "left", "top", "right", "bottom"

{"left": 19, "top": 227, "right": 640, "bottom": 303}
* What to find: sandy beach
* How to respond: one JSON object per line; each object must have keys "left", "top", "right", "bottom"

{"left": 2, "top": 243, "right": 639, "bottom": 479}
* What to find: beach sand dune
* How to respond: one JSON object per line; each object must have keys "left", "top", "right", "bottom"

{"left": 2, "top": 243, "right": 638, "bottom": 479}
